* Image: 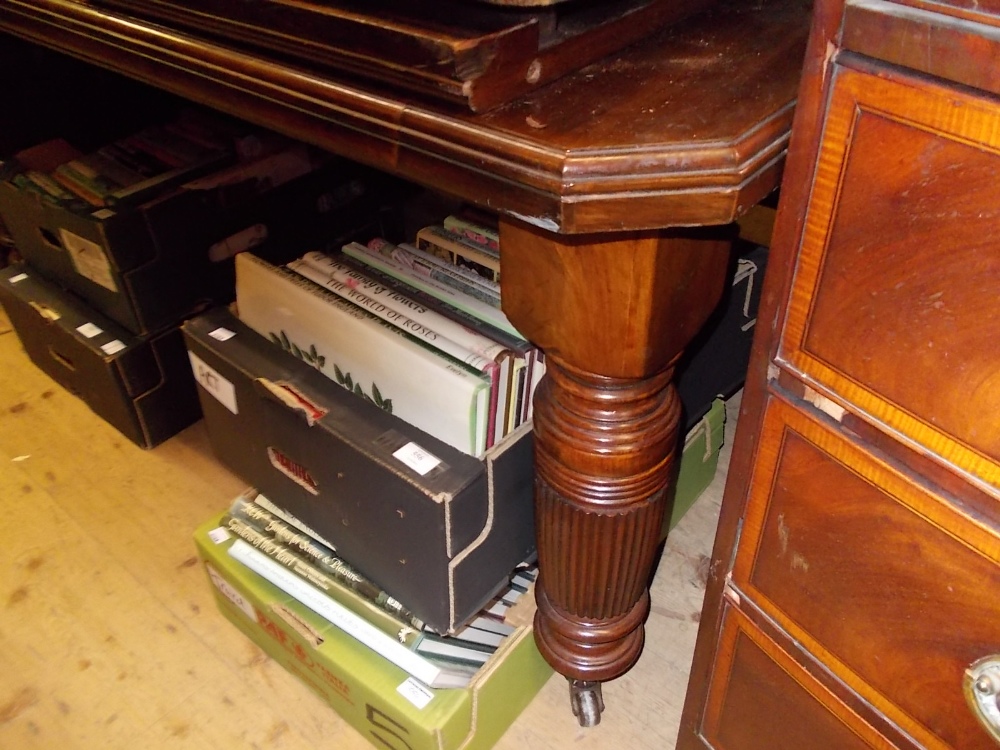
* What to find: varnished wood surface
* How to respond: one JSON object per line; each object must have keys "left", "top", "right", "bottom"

{"left": 94, "top": 0, "right": 712, "bottom": 113}
{"left": 0, "top": 0, "right": 809, "bottom": 232}
{"left": 0, "top": 305, "right": 738, "bottom": 748}
{"left": 678, "top": 0, "right": 1000, "bottom": 744}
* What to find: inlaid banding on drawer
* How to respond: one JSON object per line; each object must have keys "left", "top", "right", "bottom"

{"left": 733, "top": 395, "right": 1000, "bottom": 750}
{"left": 778, "top": 62, "right": 1000, "bottom": 490}
{"left": 701, "top": 604, "right": 886, "bottom": 750}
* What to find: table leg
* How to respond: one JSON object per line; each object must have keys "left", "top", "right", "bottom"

{"left": 499, "top": 218, "right": 732, "bottom": 724}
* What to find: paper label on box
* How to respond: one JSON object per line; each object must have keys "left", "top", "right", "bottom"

{"left": 209, "top": 327, "right": 236, "bottom": 342}
{"left": 101, "top": 340, "right": 126, "bottom": 355}
{"left": 208, "top": 526, "right": 231, "bottom": 544}
{"left": 397, "top": 678, "right": 435, "bottom": 709}
{"left": 76, "top": 322, "right": 103, "bottom": 339}
{"left": 8, "top": 273, "right": 27, "bottom": 284}
{"left": 392, "top": 442, "right": 441, "bottom": 476}
{"left": 58, "top": 228, "right": 118, "bottom": 292}
{"left": 206, "top": 562, "right": 257, "bottom": 622}
{"left": 188, "top": 351, "right": 238, "bottom": 414}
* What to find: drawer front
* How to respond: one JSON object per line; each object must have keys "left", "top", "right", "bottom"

{"left": 842, "top": 0, "right": 1000, "bottom": 98}
{"left": 732, "top": 395, "right": 1000, "bottom": 749}
{"left": 778, "top": 62, "right": 1000, "bottom": 490}
{"left": 701, "top": 604, "right": 890, "bottom": 750}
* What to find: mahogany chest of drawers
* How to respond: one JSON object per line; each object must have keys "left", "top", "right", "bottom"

{"left": 678, "top": 0, "right": 1000, "bottom": 747}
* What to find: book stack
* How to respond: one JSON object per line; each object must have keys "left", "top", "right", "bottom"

{"left": 221, "top": 488, "right": 536, "bottom": 690}
{"left": 0, "top": 109, "right": 404, "bottom": 447}
{"left": 195, "top": 502, "right": 553, "bottom": 750}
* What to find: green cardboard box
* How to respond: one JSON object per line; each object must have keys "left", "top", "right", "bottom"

{"left": 194, "top": 512, "right": 553, "bottom": 750}
{"left": 663, "top": 396, "right": 726, "bottom": 538}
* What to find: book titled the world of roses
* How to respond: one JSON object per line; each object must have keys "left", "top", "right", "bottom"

{"left": 235, "top": 251, "right": 492, "bottom": 457}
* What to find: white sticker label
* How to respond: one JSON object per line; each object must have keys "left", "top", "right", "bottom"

{"left": 8, "top": 273, "right": 27, "bottom": 283}
{"left": 208, "top": 526, "right": 231, "bottom": 544}
{"left": 58, "top": 228, "right": 118, "bottom": 292}
{"left": 206, "top": 563, "right": 257, "bottom": 622}
{"left": 397, "top": 678, "right": 435, "bottom": 709}
{"left": 392, "top": 442, "right": 441, "bottom": 476}
{"left": 101, "top": 340, "right": 126, "bottom": 355}
{"left": 209, "top": 327, "right": 236, "bottom": 342}
{"left": 76, "top": 322, "right": 103, "bottom": 339}
{"left": 91, "top": 209, "right": 116, "bottom": 220}
{"left": 188, "top": 350, "right": 238, "bottom": 414}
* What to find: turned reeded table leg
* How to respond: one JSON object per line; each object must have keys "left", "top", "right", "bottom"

{"left": 500, "top": 218, "right": 732, "bottom": 725}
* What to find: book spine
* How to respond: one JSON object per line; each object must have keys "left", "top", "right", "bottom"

{"left": 290, "top": 257, "right": 506, "bottom": 447}
{"left": 98, "top": 142, "right": 164, "bottom": 178}
{"left": 417, "top": 225, "right": 500, "bottom": 281}
{"left": 443, "top": 214, "right": 500, "bottom": 253}
{"left": 230, "top": 494, "right": 425, "bottom": 630}
{"left": 341, "top": 240, "right": 523, "bottom": 340}
{"left": 297, "top": 251, "right": 512, "bottom": 361}
{"left": 236, "top": 252, "right": 491, "bottom": 456}
{"left": 106, "top": 153, "right": 231, "bottom": 206}
{"left": 287, "top": 259, "right": 494, "bottom": 372}
{"left": 390, "top": 240, "right": 502, "bottom": 304}
{"left": 227, "top": 539, "right": 471, "bottom": 689}
{"left": 75, "top": 152, "right": 146, "bottom": 189}
{"left": 224, "top": 515, "right": 425, "bottom": 646}
{"left": 336, "top": 253, "right": 530, "bottom": 349}
{"left": 17, "top": 171, "right": 81, "bottom": 208}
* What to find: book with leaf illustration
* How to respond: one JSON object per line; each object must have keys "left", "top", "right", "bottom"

{"left": 235, "top": 251, "right": 492, "bottom": 456}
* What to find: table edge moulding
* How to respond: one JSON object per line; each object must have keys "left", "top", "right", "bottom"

{"left": 0, "top": 0, "right": 812, "bottom": 724}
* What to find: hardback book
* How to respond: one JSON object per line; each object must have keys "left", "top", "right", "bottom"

{"left": 333, "top": 251, "right": 541, "bottom": 426}
{"left": 227, "top": 538, "right": 479, "bottom": 689}
{"left": 235, "top": 251, "right": 492, "bottom": 456}
{"left": 341, "top": 239, "right": 522, "bottom": 339}
{"left": 226, "top": 490, "right": 425, "bottom": 632}
{"left": 287, "top": 251, "right": 522, "bottom": 446}
{"left": 443, "top": 212, "right": 500, "bottom": 253}
{"left": 372, "top": 237, "right": 502, "bottom": 308}
{"left": 416, "top": 224, "right": 500, "bottom": 284}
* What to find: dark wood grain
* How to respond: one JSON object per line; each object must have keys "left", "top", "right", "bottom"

{"left": 680, "top": 0, "right": 1000, "bottom": 743}
{"left": 94, "top": 0, "right": 714, "bottom": 112}
{"left": 0, "top": 0, "right": 808, "bottom": 233}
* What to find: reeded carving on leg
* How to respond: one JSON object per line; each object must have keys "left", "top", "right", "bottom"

{"left": 532, "top": 355, "right": 681, "bottom": 682}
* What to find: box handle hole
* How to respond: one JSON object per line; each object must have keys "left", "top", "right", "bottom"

{"left": 38, "top": 227, "right": 64, "bottom": 251}
{"left": 48, "top": 346, "right": 75, "bottom": 371}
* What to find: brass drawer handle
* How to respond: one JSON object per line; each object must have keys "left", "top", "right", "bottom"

{"left": 965, "top": 656, "right": 1000, "bottom": 743}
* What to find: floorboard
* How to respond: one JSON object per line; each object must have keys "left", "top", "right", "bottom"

{"left": 0, "top": 306, "right": 731, "bottom": 749}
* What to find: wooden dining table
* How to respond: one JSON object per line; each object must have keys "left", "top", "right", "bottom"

{"left": 0, "top": 0, "right": 810, "bottom": 725}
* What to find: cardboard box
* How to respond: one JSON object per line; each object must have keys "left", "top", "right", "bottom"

{"left": 677, "top": 242, "right": 767, "bottom": 431}
{"left": 0, "top": 140, "right": 403, "bottom": 335}
{"left": 662, "top": 397, "right": 725, "bottom": 539}
{"left": 182, "top": 307, "right": 535, "bottom": 634}
{"left": 0, "top": 264, "right": 200, "bottom": 448}
{"left": 195, "top": 511, "right": 552, "bottom": 750}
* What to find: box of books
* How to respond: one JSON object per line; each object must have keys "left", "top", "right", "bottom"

{"left": 0, "top": 121, "right": 402, "bottom": 335}
{"left": 182, "top": 306, "right": 536, "bottom": 634}
{"left": 195, "top": 507, "right": 552, "bottom": 750}
{"left": 0, "top": 264, "right": 200, "bottom": 448}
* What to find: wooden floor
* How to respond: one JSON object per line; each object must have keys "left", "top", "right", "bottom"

{"left": 0, "top": 303, "right": 733, "bottom": 750}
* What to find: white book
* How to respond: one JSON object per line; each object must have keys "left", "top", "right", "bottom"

{"left": 286, "top": 257, "right": 494, "bottom": 372}
{"left": 228, "top": 540, "right": 474, "bottom": 689}
{"left": 396, "top": 240, "right": 502, "bottom": 299}
{"left": 236, "top": 252, "right": 491, "bottom": 456}
{"left": 295, "top": 251, "right": 510, "bottom": 360}
{"left": 341, "top": 241, "right": 524, "bottom": 340}
{"left": 289, "top": 252, "right": 516, "bottom": 446}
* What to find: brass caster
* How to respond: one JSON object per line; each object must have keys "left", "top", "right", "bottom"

{"left": 568, "top": 679, "right": 605, "bottom": 727}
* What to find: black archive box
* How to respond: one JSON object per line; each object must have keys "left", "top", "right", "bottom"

{"left": 0, "top": 141, "right": 404, "bottom": 335}
{"left": 0, "top": 264, "right": 201, "bottom": 448}
{"left": 182, "top": 307, "right": 536, "bottom": 634}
